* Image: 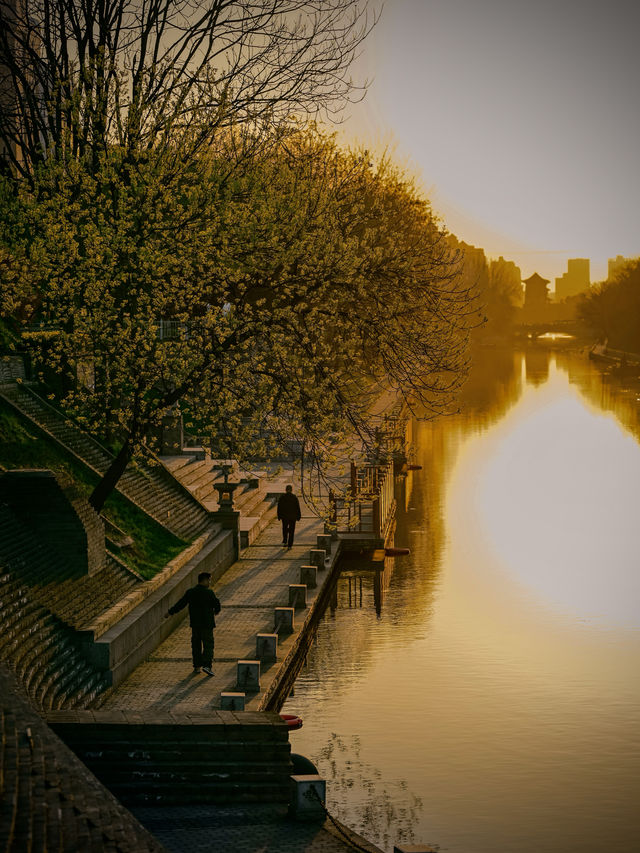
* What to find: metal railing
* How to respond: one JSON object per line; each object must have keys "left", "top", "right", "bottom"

{"left": 328, "top": 459, "right": 395, "bottom": 539}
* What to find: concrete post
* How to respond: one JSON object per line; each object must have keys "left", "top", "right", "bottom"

{"left": 236, "top": 660, "right": 260, "bottom": 692}
{"left": 220, "top": 692, "right": 246, "bottom": 711}
{"left": 373, "top": 497, "right": 381, "bottom": 539}
{"left": 288, "top": 584, "right": 307, "bottom": 610}
{"left": 316, "top": 533, "right": 332, "bottom": 555}
{"left": 274, "top": 607, "right": 295, "bottom": 634}
{"left": 212, "top": 508, "right": 240, "bottom": 558}
{"left": 290, "top": 775, "right": 326, "bottom": 821}
{"left": 309, "top": 549, "right": 326, "bottom": 570}
{"left": 256, "top": 633, "right": 278, "bottom": 662}
{"left": 300, "top": 565, "right": 317, "bottom": 589}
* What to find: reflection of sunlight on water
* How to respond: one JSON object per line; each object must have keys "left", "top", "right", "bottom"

{"left": 450, "top": 362, "right": 640, "bottom": 627}
{"left": 536, "top": 332, "right": 575, "bottom": 341}
{"left": 286, "top": 353, "right": 640, "bottom": 853}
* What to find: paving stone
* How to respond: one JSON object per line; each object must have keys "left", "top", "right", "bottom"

{"left": 130, "top": 803, "right": 383, "bottom": 852}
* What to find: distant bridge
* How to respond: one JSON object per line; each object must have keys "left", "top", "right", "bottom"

{"left": 516, "top": 320, "right": 586, "bottom": 339}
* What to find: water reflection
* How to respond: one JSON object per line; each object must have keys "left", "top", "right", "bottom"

{"left": 283, "top": 349, "right": 640, "bottom": 853}
{"left": 456, "top": 364, "right": 640, "bottom": 627}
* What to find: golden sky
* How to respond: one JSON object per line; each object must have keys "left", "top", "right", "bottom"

{"left": 343, "top": 0, "right": 640, "bottom": 284}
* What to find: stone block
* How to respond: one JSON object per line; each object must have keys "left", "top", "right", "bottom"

{"left": 256, "top": 633, "right": 278, "bottom": 662}
{"left": 288, "top": 584, "right": 307, "bottom": 610}
{"left": 290, "top": 774, "right": 326, "bottom": 821}
{"left": 309, "top": 549, "right": 326, "bottom": 570}
{"left": 236, "top": 660, "right": 260, "bottom": 692}
{"left": 274, "top": 607, "right": 295, "bottom": 634}
{"left": 220, "top": 692, "right": 246, "bottom": 711}
{"left": 316, "top": 533, "right": 332, "bottom": 555}
{"left": 299, "top": 565, "right": 317, "bottom": 589}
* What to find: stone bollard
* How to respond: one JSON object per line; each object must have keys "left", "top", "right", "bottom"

{"left": 256, "top": 633, "right": 278, "bottom": 662}
{"left": 290, "top": 775, "right": 326, "bottom": 822}
{"left": 236, "top": 660, "right": 260, "bottom": 692}
{"left": 300, "top": 564, "right": 317, "bottom": 589}
{"left": 220, "top": 692, "right": 245, "bottom": 711}
{"left": 288, "top": 584, "right": 307, "bottom": 610}
{"left": 274, "top": 606, "right": 295, "bottom": 635}
{"left": 309, "top": 549, "right": 326, "bottom": 570}
{"left": 316, "top": 533, "right": 332, "bottom": 555}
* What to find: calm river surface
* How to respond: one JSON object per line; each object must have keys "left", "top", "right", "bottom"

{"left": 282, "top": 348, "right": 640, "bottom": 853}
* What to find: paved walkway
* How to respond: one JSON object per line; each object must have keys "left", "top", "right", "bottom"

{"left": 99, "top": 500, "right": 383, "bottom": 852}
{"left": 101, "top": 506, "right": 337, "bottom": 713}
{"left": 130, "top": 804, "right": 383, "bottom": 853}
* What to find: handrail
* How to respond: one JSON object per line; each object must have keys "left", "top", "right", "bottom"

{"left": 329, "top": 459, "right": 395, "bottom": 538}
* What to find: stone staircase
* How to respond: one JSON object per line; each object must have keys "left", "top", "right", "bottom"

{"left": 0, "top": 504, "right": 142, "bottom": 710}
{"left": 163, "top": 455, "right": 280, "bottom": 548}
{"left": 47, "top": 712, "right": 293, "bottom": 806}
{"left": 0, "top": 355, "right": 26, "bottom": 383}
{"left": 0, "top": 570, "right": 112, "bottom": 710}
{"left": 0, "top": 382, "right": 214, "bottom": 541}
{"left": 0, "top": 502, "right": 140, "bottom": 629}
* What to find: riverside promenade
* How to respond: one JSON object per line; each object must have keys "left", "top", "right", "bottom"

{"left": 100, "top": 496, "right": 340, "bottom": 715}
{"left": 98, "top": 492, "right": 385, "bottom": 853}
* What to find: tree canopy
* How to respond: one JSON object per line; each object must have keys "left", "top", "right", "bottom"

{"left": 578, "top": 259, "right": 640, "bottom": 351}
{"left": 0, "top": 127, "right": 477, "bottom": 511}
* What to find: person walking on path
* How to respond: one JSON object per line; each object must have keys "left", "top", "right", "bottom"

{"left": 165, "top": 572, "right": 221, "bottom": 675}
{"left": 278, "top": 484, "right": 301, "bottom": 549}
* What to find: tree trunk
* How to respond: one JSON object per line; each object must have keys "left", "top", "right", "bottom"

{"left": 89, "top": 440, "right": 132, "bottom": 513}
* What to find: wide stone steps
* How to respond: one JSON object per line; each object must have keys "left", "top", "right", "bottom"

{"left": 47, "top": 724, "right": 293, "bottom": 806}
{"left": 0, "top": 505, "right": 141, "bottom": 630}
{"left": 0, "top": 578, "right": 111, "bottom": 710}
{"left": 174, "top": 458, "right": 215, "bottom": 488}
{"left": 166, "top": 454, "right": 272, "bottom": 513}
{"left": 0, "top": 510, "right": 134, "bottom": 711}
{"left": 0, "top": 383, "right": 212, "bottom": 541}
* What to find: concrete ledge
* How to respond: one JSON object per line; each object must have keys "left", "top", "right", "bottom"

{"left": 80, "top": 529, "right": 218, "bottom": 639}
{"left": 80, "top": 530, "right": 234, "bottom": 686}
{"left": 239, "top": 500, "right": 278, "bottom": 550}
{"left": 259, "top": 539, "right": 344, "bottom": 712}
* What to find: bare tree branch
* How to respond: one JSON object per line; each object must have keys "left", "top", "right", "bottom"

{"left": 0, "top": 0, "right": 376, "bottom": 178}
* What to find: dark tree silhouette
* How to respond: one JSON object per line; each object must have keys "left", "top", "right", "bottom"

{"left": 0, "top": 0, "right": 375, "bottom": 178}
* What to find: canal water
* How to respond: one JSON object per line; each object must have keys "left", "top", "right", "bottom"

{"left": 282, "top": 348, "right": 640, "bottom": 853}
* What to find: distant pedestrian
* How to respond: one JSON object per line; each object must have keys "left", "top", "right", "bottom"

{"left": 277, "top": 484, "right": 301, "bottom": 549}
{"left": 165, "top": 571, "right": 221, "bottom": 676}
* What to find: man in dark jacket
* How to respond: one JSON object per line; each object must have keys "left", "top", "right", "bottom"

{"left": 165, "top": 571, "right": 221, "bottom": 676}
{"left": 277, "top": 484, "right": 301, "bottom": 549}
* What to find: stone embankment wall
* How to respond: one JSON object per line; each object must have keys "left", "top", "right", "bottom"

{"left": 47, "top": 710, "right": 292, "bottom": 806}
{"left": 81, "top": 528, "right": 235, "bottom": 686}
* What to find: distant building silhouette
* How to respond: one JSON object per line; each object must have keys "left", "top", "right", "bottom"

{"left": 522, "top": 272, "right": 550, "bottom": 323}
{"left": 554, "top": 258, "right": 590, "bottom": 300}
{"left": 607, "top": 255, "right": 634, "bottom": 279}
{"left": 490, "top": 256, "right": 524, "bottom": 305}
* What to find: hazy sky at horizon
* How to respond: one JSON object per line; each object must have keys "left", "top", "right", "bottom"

{"left": 343, "top": 0, "right": 640, "bottom": 285}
